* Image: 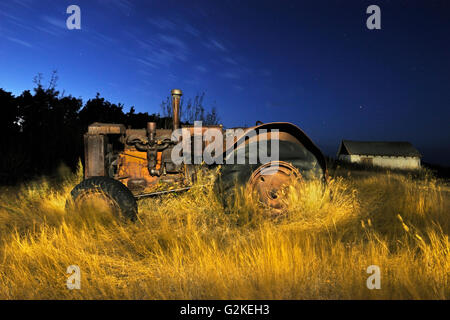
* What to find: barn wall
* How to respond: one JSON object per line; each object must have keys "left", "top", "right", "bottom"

{"left": 338, "top": 155, "right": 421, "bottom": 169}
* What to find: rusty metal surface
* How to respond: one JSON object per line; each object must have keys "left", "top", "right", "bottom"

{"left": 181, "top": 125, "right": 223, "bottom": 149}
{"left": 84, "top": 134, "right": 107, "bottom": 178}
{"left": 248, "top": 160, "right": 302, "bottom": 210}
{"left": 117, "top": 149, "right": 158, "bottom": 193}
{"left": 116, "top": 149, "right": 186, "bottom": 194}
{"left": 171, "top": 89, "right": 182, "bottom": 130}
{"left": 147, "top": 122, "right": 156, "bottom": 141}
{"left": 124, "top": 129, "right": 172, "bottom": 143}
{"left": 88, "top": 123, "right": 126, "bottom": 135}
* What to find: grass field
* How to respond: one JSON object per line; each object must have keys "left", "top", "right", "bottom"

{"left": 0, "top": 164, "right": 448, "bottom": 299}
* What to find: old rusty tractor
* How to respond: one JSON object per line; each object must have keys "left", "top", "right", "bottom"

{"left": 69, "top": 89, "right": 327, "bottom": 220}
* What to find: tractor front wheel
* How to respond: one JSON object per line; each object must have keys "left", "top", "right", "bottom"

{"left": 68, "top": 176, "right": 138, "bottom": 221}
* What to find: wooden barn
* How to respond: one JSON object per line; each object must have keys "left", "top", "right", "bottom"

{"left": 337, "top": 140, "right": 421, "bottom": 169}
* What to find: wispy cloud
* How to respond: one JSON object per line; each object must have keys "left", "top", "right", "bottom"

{"left": 147, "top": 17, "right": 201, "bottom": 39}
{"left": 135, "top": 38, "right": 153, "bottom": 49}
{"left": 123, "top": 31, "right": 155, "bottom": 49}
{"left": 133, "top": 45, "right": 188, "bottom": 69}
{"left": 223, "top": 57, "right": 238, "bottom": 65}
{"left": 31, "top": 15, "right": 68, "bottom": 37}
{"left": 6, "top": 36, "right": 32, "bottom": 48}
{"left": 212, "top": 40, "right": 226, "bottom": 51}
{"left": 133, "top": 57, "right": 158, "bottom": 69}
{"left": 113, "top": 0, "right": 133, "bottom": 12}
{"left": 131, "top": 32, "right": 190, "bottom": 70}
{"left": 220, "top": 72, "right": 240, "bottom": 79}
{"left": 195, "top": 65, "right": 208, "bottom": 73}
{"left": 89, "top": 29, "right": 116, "bottom": 44}
{"left": 41, "top": 15, "right": 66, "bottom": 29}
{"left": 12, "top": 0, "right": 33, "bottom": 9}
{"left": 184, "top": 23, "right": 200, "bottom": 37}
{"left": 158, "top": 34, "right": 187, "bottom": 50}
{"left": 99, "top": 0, "right": 133, "bottom": 15}
{"left": 204, "top": 39, "right": 226, "bottom": 52}
{"left": 34, "top": 25, "right": 61, "bottom": 36}
{"left": 0, "top": 11, "right": 35, "bottom": 32}
{"left": 148, "top": 17, "right": 177, "bottom": 30}
{"left": 0, "top": 11, "right": 23, "bottom": 22}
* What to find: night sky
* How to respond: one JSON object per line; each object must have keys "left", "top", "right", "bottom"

{"left": 0, "top": 0, "right": 449, "bottom": 165}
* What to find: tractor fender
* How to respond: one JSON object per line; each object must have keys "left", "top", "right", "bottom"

{"left": 222, "top": 122, "right": 328, "bottom": 180}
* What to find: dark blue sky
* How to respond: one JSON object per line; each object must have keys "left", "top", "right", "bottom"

{"left": 0, "top": 0, "right": 449, "bottom": 164}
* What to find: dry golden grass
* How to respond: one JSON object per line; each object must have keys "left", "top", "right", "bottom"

{"left": 0, "top": 164, "right": 448, "bottom": 299}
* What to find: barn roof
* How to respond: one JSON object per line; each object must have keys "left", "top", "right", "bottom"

{"left": 338, "top": 140, "right": 421, "bottom": 157}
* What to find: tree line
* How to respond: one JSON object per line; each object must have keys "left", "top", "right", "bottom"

{"left": 0, "top": 73, "right": 219, "bottom": 184}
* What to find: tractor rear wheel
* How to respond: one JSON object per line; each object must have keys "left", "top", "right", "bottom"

{"left": 68, "top": 176, "right": 138, "bottom": 221}
{"left": 247, "top": 161, "right": 302, "bottom": 210}
{"left": 216, "top": 137, "right": 326, "bottom": 212}
{"left": 217, "top": 160, "right": 302, "bottom": 213}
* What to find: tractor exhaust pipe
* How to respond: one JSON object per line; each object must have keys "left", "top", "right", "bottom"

{"left": 147, "top": 121, "right": 156, "bottom": 142}
{"left": 171, "top": 89, "right": 182, "bottom": 130}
